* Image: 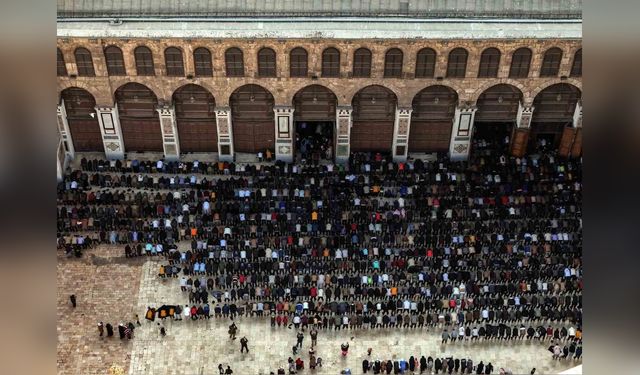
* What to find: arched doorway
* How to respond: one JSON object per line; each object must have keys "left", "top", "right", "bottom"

{"left": 173, "top": 84, "right": 217, "bottom": 153}
{"left": 115, "top": 83, "right": 163, "bottom": 152}
{"left": 409, "top": 85, "right": 457, "bottom": 153}
{"left": 531, "top": 83, "right": 581, "bottom": 152}
{"left": 60, "top": 88, "right": 102, "bottom": 152}
{"left": 351, "top": 85, "right": 397, "bottom": 152}
{"left": 473, "top": 84, "right": 523, "bottom": 154}
{"left": 230, "top": 84, "right": 275, "bottom": 153}
{"left": 293, "top": 85, "right": 337, "bottom": 161}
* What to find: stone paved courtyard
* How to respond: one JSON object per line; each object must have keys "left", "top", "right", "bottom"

{"left": 57, "top": 244, "right": 581, "bottom": 375}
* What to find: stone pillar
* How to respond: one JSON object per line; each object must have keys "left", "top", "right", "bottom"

{"left": 392, "top": 107, "right": 412, "bottom": 162}
{"left": 273, "top": 106, "right": 295, "bottom": 163}
{"left": 335, "top": 106, "right": 353, "bottom": 164}
{"left": 448, "top": 105, "right": 477, "bottom": 161}
{"left": 573, "top": 101, "right": 583, "bottom": 128}
{"left": 57, "top": 100, "right": 76, "bottom": 159}
{"left": 96, "top": 105, "right": 125, "bottom": 159}
{"left": 214, "top": 106, "right": 234, "bottom": 162}
{"left": 156, "top": 105, "right": 180, "bottom": 161}
{"left": 516, "top": 102, "right": 534, "bottom": 129}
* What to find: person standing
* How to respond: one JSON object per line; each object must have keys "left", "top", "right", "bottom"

{"left": 218, "top": 364, "right": 224, "bottom": 374}
{"left": 118, "top": 323, "right": 126, "bottom": 339}
{"left": 229, "top": 322, "right": 238, "bottom": 340}
{"left": 310, "top": 328, "right": 318, "bottom": 347}
{"left": 225, "top": 366, "right": 233, "bottom": 374}
{"left": 105, "top": 323, "right": 114, "bottom": 337}
{"left": 296, "top": 331, "right": 304, "bottom": 348}
{"left": 69, "top": 294, "right": 76, "bottom": 308}
{"left": 441, "top": 329, "right": 450, "bottom": 344}
{"left": 97, "top": 322, "right": 104, "bottom": 337}
{"left": 240, "top": 336, "right": 249, "bottom": 353}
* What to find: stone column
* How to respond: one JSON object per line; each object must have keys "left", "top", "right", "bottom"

{"left": 96, "top": 105, "right": 125, "bottom": 159}
{"left": 214, "top": 106, "right": 234, "bottom": 162}
{"left": 516, "top": 102, "right": 534, "bottom": 129}
{"left": 57, "top": 100, "right": 76, "bottom": 159}
{"left": 156, "top": 105, "right": 180, "bottom": 161}
{"left": 448, "top": 105, "right": 477, "bottom": 161}
{"left": 335, "top": 106, "right": 353, "bottom": 164}
{"left": 573, "top": 101, "right": 583, "bottom": 128}
{"left": 392, "top": 107, "right": 412, "bottom": 162}
{"left": 273, "top": 106, "right": 295, "bottom": 163}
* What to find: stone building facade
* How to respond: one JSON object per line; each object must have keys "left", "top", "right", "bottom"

{"left": 56, "top": 11, "right": 582, "bottom": 177}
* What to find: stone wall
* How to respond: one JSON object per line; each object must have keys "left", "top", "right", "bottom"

{"left": 57, "top": 37, "right": 582, "bottom": 108}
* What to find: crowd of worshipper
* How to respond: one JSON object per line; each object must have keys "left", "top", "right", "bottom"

{"left": 361, "top": 355, "right": 500, "bottom": 374}
{"left": 58, "top": 146, "right": 582, "bottom": 369}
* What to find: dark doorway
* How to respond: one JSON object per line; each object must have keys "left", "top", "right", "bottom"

{"left": 472, "top": 122, "right": 514, "bottom": 157}
{"left": 530, "top": 83, "right": 581, "bottom": 153}
{"left": 472, "top": 84, "right": 523, "bottom": 157}
{"left": 295, "top": 121, "right": 334, "bottom": 164}
{"left": 292, "top": 85, "right": 337, "bottom": 163}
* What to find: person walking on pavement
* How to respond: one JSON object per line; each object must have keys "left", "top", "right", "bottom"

{"left": 229, "top": 322, "right": 238, "bottom": 340}
{"left": 70, "top": 294, "right": 76, "bottom": 308}
{"left": 240, "top": 336, "right": 249, "bottom": 353}
{"left": 310, "top": 328, "right": 318, "bottom": 347}
{"left": 97, "top": 322, "right": 104, "bottom": 337}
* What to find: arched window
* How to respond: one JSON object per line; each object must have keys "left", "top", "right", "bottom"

{"left": 193, "top": 47, "right": 213, "bottom": 77}
{"left": 384, "top": 48, "right": 403, "bottom": 78}
{"left": 257, "top": 47, "right": 277, "bottom": 77}
{"left": 290, "top": 47, "right": 308, "bottom": 77}
{"left": 509, "top": 48, "right": 532, "bottom": 78}
{"left": 446, "top": 48, "right": 468, "bottom": 78}
{"left": 225, "top": 48, "right": 244, "bottom": 77}
{"left": 74, "top": 47, "right": 95, "bottom": 77}
{"left": 540, "top": 47, "right": 563, "bottom": 77}
{"left": 57, "top": 48, "right": 67, "bottom": 76}
{"left": 570, "top": 49, "right": 582, "bottom": 77}
{"left": 165, "top": 47, "right": 184, "bottom": 76}
{"left": 104, "top": 46, "right": 125, "bottom": 76}
{"left": 415, "top": 48, "right": 436, "bottom": 78}
{"left": 478, "top": 48, "right": 501, "bottom": 78}
{"left": 353, "top": 48, "right": 372, "bottom": 77}
{"left": 134, "top": 46, "right": 155, "bottom": 76}
{"left": 321, "top": 47, "right": 340, "bottom": 77}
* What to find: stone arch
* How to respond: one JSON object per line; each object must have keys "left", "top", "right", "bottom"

{"left": 229, "top": 84, "right": 276, "bottom": 153}
{"left": 529, "top": 83, "right": 582, "bottom": 151}
{"left": 475, "top": 84, "right": 524, "bottom": 122}
{"left": 471, "top": 79, "right": 529, "bottom": 104}
{"left": 57, "top": 80, "right": 105, "bottom": 106}
{"left": 409, "top": 85, "right": 459, "bottom": 153}
{"left": 114, "top": 82, "right": 163, "bottom": 152}
{"left": 172, "top": 84, "right": 218, "bottom": 153}
{"left": 60, "top": 87, "right": 103, "bottom": 152}
{"left": 350, "top": 85, "right": 398, "bottom": 152}
{"left": 109, "top": 78, "right": 165, "bottom": 106}
{"left": 530, "top": 80, "right": 582, "bottom": 103}
{"left": 292, "top": 84, "right": 338, "bottom": 122}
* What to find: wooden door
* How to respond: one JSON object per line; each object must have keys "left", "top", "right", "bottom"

{"left": 177, "top": 120, "right": 217, "bottom": 152}
{"left": 350, "top": 121, "right": 394, "bottom": 152}
{"left": 558, "top": 127, "right": 577, "bottom": 157}
{"left": 510, "top": 128, "right": 530, "bottom": 157}
{"left": 408, "top": 121, "right": 452, "bottom": 153}
{"left": 570, "top": 128, "right": 582, "bottom": 157}
{"left": 120, "top": 119, "right": 163, "bottom": 152}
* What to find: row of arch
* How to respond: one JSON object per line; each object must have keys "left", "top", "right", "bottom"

{"left": 58, "top": 45, "right": 582, "bottom": 79}
{"left": 60, "top": 82, "right": 581, "bottom": 155}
